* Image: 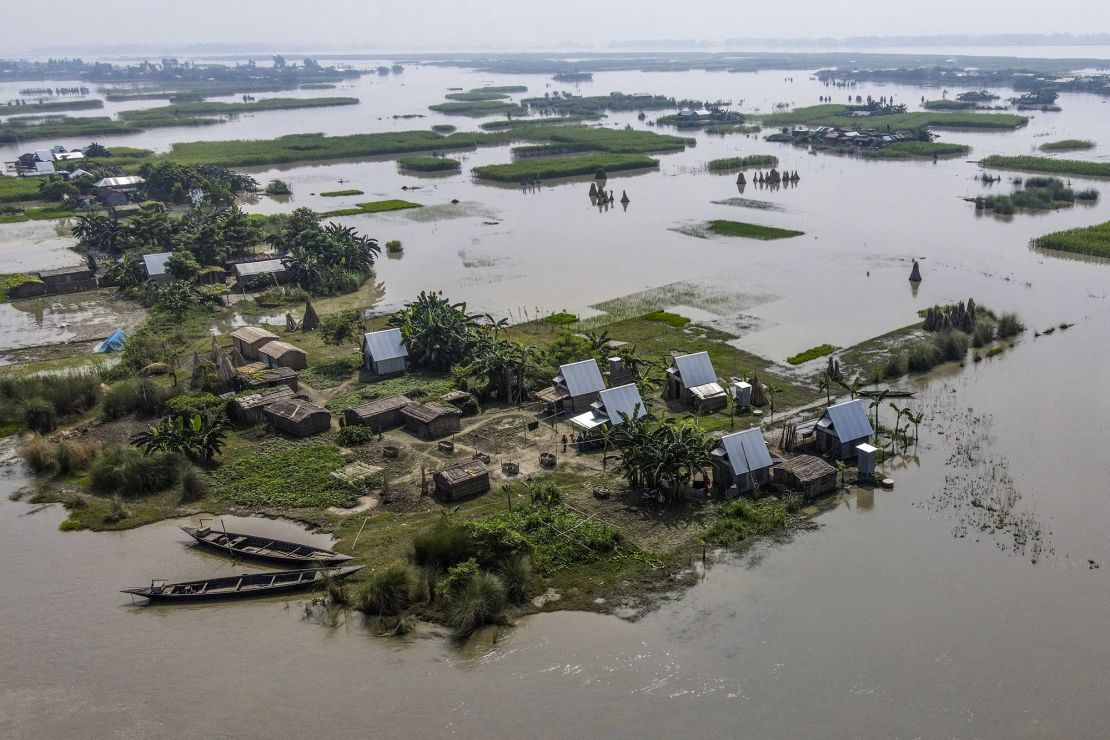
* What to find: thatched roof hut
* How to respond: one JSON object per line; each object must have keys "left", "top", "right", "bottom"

{"left": 263, "top": 398, "right": 332, "bottom": 437}
{"left": 229, "top": 386, "right": 297, "bottom": 425}
{"left": 774, "top": 454, "right": 837, "bottom": 497}
{"left": 236, "top": 362, "right": 298, "bottom": 392}
{"left": 231, "top": 326, "right": 279, "bottom": 361}
{"left": 258, "top": 340, "right": 308, "bottom": 371}
{"left": 344, "top": 394, "right": 413, "bottom": 430}
{"left": 433, "top": 460, "right": 490, "bottom": 501}
{"left": 402, "top": 401, "right": 462, "bottom": 440}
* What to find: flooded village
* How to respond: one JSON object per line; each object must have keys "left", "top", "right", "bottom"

{"left": 2, "top": 7, "right": 1110, "bottom": 738}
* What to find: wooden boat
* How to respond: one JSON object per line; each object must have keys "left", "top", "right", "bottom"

{"left": 181, "top": 524, "right": 353, "bottom": 566}
{"left": 122, "top": 565, "right": 364, "bottom": 603}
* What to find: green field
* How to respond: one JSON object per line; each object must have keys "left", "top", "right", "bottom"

{"left": 119, "top": 97, "right": 359, "bottom": 127}
{"left": 0, "top": 176, "right": 44, "bottom": 204}
{"left": 320, "top": 199, "right": 422, "bottom": 217}
{"left": 1033, "top": 220, "right": 1110, "bottom": 258}
{"left": 706, "top": 220, "right": 804, "bottom": 240}
{"left": 472, "top": 153, "right": 658, "bottom": 182}
{"left": 0, "top": 206, "right": 75, "bottom": 224}
{"left": 397, "top": 156, "right": 461, "bottom": 172}
{"left": 0, "top": 116, "right": 137, "bottom": 144}
{"left": 707, "top": 155, "right": 779, "bottom": 171}
{"left": 982, "top": 155, "right": 1110, "bottom": 178}
{"left": 760, "top": 104, "right": 1027, "bottom": 130}
{"left": 1039, "top": 139, "right": 1096, "bottom": 152}
{"left": 516, "top": 126, "right": 692, "bottom": 154}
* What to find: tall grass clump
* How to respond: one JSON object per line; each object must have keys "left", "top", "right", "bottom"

{"left": 22, "top": 398, "right": 57, "bottom": 433}
{"left": 498, "top": 554, "right": 532, "bottom": 604}
{"left": 90, "top": 446, "right": 182, "bottom": 496}
{"left": 933, "top": 330, "right": 970, "bottom": 362}
{"left": 997, "top": 313, "right": 1025, "bottom": 339}
{"left": 21, "top": 435, "right": 56, "bottom": 474}
{"left": 180, "top": 465, "right": 211, "bottom": 502}
{"left": 445, "top": 571, "right": 508, "bottom": 638}
{"left": 103, "top": 380, "right": 141, "bottom": 419}
{"left": 55, "top": 439, "right": 100, "bottom": 475}
{"left": 906, "top": 340, "right": 943, "bottom": 372}
{"left": 412, "top": 517, "right": 475, "bottom": 569}
{"left": 972, "top": 318, "right": 997, "bottom": 348}
{"left": 357, "top": 564, "right": 414, "bottom": 616}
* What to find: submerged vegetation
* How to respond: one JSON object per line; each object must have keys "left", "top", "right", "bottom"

{"left": 864, "top": 141, "right": 970, "bottom": 158}
{"left": 473, "top": 153, "right": 658, "bottom": 182}
{"left": 760, "top": 104, "right": 1027, "bottom": 130}
{"left": 787, "top": 344, "right": 838, "bottom": 365}
{"left": 982, "top": 155, "right": 1110, "bottom": 178}
{"left": 397, "top": 156, "right": 461, "bottom": 172}
{"left": 705, "top": 220, "right": 804, "bottom": 240}
{"left": 707, "top": 155, "right": 779, "bottom": 171}
{"left": 320, "top": 199, "right": 422, "bottom": 217}
{"left": 1039, "top": 139, "right": 1095, "bottom": 152}
{"left": 976, "top": 177, "right": 1097, "bottom": 215}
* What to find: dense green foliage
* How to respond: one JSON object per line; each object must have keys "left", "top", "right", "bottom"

{"left": 319, "top": 189, "right": 364, "bottom": 197}
{"left": 642, "top": 310, "right": 690, "bottom": 327}
{"left": 90, "top": 447, "right": 183, "bottom": 496}
{"left": 465, "top": 504, "right": 622, "bottom": 573}
{"left": 319, "top": 199, "right": 421, "bottom": 217}
{"left": 704, "top": 497, "right": 798, "bottom": 545}
{"left": 1033, "top": 219, "right": 1110, "bottom": 257}
{"left": 397, "top": 156, "right": 461, "bottom": 171}
{"left": 978, "top": 177, "right": 1096, "bottom": 214}
{"left": 428, "top": 100, "right": 526, "bottom": 116}
{"left": 864, "top": 141, "right": 971, "bottom": 158}
{"left": 982, "top": 155, "right": 1110, "bottom": 178}
{"left": 1039, "top": 139, "right": 1095, "bottom": 152}
{"left": 473, "top": 153, "right": 658, "bottom": 181}
{"left": 263, "top": 207, "right": 380, "bottom": 294}
{"left": 544, "top": 311, "right": 579, "bottom": 325}
{"left": 706, "top": 220, "right": 804, "bottom": 240}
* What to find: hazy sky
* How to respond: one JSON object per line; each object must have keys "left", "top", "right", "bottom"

{"left": 6, "top": 0, "right": 1110, "bottom": 53}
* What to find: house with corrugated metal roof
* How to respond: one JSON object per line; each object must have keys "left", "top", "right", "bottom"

{"left": 711, "top": 428, "right": 773, "bottom": 496}
{"left": 232, "top": 257, "right": 288, "bottom": 288}
{"left": 361, "top": 328, "right": 408, "bottom": 377}
{"left": 568, "top": 383, "right": 647, "bottom": 433}
{"left": 142, "top": 252, "right": 173, "bottom": 284}
{"left": 814, "top": 400, "right": 874, "bottom": 459}
{"left": 536, "top": 359, "right": 606, "bottom": 415}
{"left": 665, "top": 351, "right": 727, "bottom": 412}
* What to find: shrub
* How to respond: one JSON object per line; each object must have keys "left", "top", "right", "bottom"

{"left": 906, "top": 341, "right": 942, "bottom": 372}
{"left": 337, "top": 424, "right": 376, "bottom": 447}
{"left": 445, "top": 571, "right": 508, "bottom": 638}
{"left": 265, "top": 179, "right": 292, "bottom": 195}
{"left": 45, "top": 371, "right": 101, "bottom": 414}
{"left": 412, "top": 517, "right": 476, "bottom": 569}
{"left": 21, "top": 435, "right": 56, "bottom": 474}
{"left": 882, "top": 354, "right": 905, "bottom": 379}
{"left": 385, "top": 240, "right": 403, "bottom": 253}
{"left": 55, "top": 440, "right": 99, "bottom": 475}
{"left": 135, "top": 378, "right": 166, "bottom": 416}
{"left": 436, "top": 558, "right": 481, "bottom": 603}
{"left": 358, "top": 564, "right": 413, "bottom": 616}
{"left": 23, "top": 398, "right": 57, "bottom": 433}
{"left": 103, "top": 380, "right": 141, "bottom": 418}
{"left": 997, "top": 313, "right": 1025, "bottom": 339}
{"left": 164, "top": 392, "right": 223, "bottom": 417}
{"left": 972, "top": 319, "right": 996, "bottom": 348}
{"left": 104, "top": 495, "right": 130, "bottom": 524}
{"left": 90, "top": 446, "right": 182, "bottom": 496}
{"left": 498, "top": 554, "right": 532, "bottom": 604}
{"left": 933, "top": 330, "right": 970, "bottom": 362}
{"left": 180, "top": 465, "right": 211, "bottom": 502}
{"left": 543, "top": 311, "right": 578, "bottom": 325}
{"left": 318, "top": 310, "right": 364, "bottom": 346}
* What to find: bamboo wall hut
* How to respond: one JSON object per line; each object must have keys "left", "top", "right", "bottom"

{"left": 228, "top": 386, "right": 297, "bottom": 426}
{"left": 433, "top": 460, "right": 491, "bottom": 501}
{"left": 262, "top": 398, "right": 332, "bottom": 437}
{"left": 231, "top": 326, "right": 280, "bottom": 361}
{"left": 258, "top": 340, "right": 308, "bottom": 371}
{"left": 402, "top": 401, "right": 462, "bottom": 440}
{"left": 235, "top": 362, "right": 299, "bottom": 392}
{"left": 343, "top": 394, "right": 414, "bottom": 430}
{"left": 774, "top": 454, "right": 837, "bottom": 497}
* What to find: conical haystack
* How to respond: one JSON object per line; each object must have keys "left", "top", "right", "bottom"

{"left": 909, "top": 260, "right": 922, "bottom": 283}
{"left": 302, "top": 300, "right": 320, "bottom": 331}
{"left": 750, "top": 373, "right": 767, "bottom": 407}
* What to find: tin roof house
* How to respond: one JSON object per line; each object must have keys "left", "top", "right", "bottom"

{"left": 142, "top": 252, "right": 173, "bottom": 284}
{"left": 361, "top": 328, "right": 408, "bottom": 377}
{"left": 569, "top": 383, "right": 647, "bottom": 433}
{"left": 665, "top": 351, "right": 727, "bottom": 412}
{"left": 814, "top": 400, "right": 874, "bottom": 459}
{"left": 536, "top": 359, "right": 606, "bottom": 415}
{"left": 711, "top": 428, "right": 774, "bottom": 496}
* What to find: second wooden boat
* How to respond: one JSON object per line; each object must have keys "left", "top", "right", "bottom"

{"left": 122, "top": 565, "right": 364, "bottom": 603}
{"left": 181, "top": 523, "right": 353, "bottom": 566}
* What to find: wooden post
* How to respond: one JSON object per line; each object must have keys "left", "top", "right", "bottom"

{"left": 503, "top": 484, "right": 512, "bottom": 513}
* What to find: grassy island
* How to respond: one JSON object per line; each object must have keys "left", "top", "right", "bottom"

{"left": 706, "top": 220, "right": 804, "bottom": 240}
{"left": 473, "top": 153, "right": 658, "bottom": 182}
{"left": 760, "top": 104, "right": 1027, "bottom": 130}
{"left": 707, "top": 155, "right": 779, "bottom": 171}
{"left": 397, "top": 156, "right": 461, "bottom": 172}
{"left": 428, "top": 100, "right": 526, "bottom": 116}
{"left": 982, "top": 155, "right": 1110, "bottom": 178}
{"left": 1033, "top": 220, "right": 1110, "bottom": 258}
{"left": 1039, "top": 139, "right": 1095, "bottom": 152}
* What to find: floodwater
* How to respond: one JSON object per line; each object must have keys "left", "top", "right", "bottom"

{"left": 2, "top": 54, "right": 1110, "bottom": 737}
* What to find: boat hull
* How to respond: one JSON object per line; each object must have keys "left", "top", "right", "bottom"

{"left": 181, "top": 526, "right": 353, "bottom": 566}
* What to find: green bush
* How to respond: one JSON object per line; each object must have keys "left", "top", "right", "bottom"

{"left": 103, "top": 381, "right": 141, "bottom": 419}
{"left": 997, "top": 313, "right": 1025, "bottom": 339}
{"left": 498, "top": 554, "right": 532, "bottom": 604}
{"left": 358, "top": 564, "right": 413, "bottom": 616}
{"left": 704, "top": 498, "right": 790, "bottom": 545}
{"left": 906, "top": 341, "right": 942, "bottom": 372}
{"left": 23, "top": 398, "right": 57, "bottom": 433}
{"left": 337, "top": 424, "right": 376, "bottom": 447}
{"left": 413, "top": 517, "right": 476, "bottom": 570}
{"left": 90, "top": 446, "right": 182, "bottom": 496}
{"left": 445, "top": 571, "right": 508, "bottom": 638}
{"left": 972, "top": 319, "right": 996, "bottom": 348}
{"left": 164, "top": 392, "right": 224, "bottom": 417}
{"left": 21, "top": 435, "right": 56, "bottom": 474}
{"left": 55, "top": 440, "right": 98, "bottom": 475}
{"left": 543, "top": 311, "right": 578, "bottom": 325}
{"left": 934, "top": 330, "right": 970, "bottom": 362}
{"left": 385, "top": 240, "right": 403, "bottom": 253}
{"left": 882, "top": 354, "right": 905, "bottom": 378}
{"left": 135, "top": 378, "right": 166, "bottom": 416}
{"left": 180, "top": 465, "right": 211, "bottom": 502}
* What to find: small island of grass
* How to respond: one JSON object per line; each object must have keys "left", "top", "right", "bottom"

{"left": 975, "top": 177, "right": 1097, "bottom": 215}
{"left": 544, "top": 311, "right": 579, "bottom": 325}
{"left": 472, "top": 153, "right": 658, "bottom": 182}
{"left": 320, "top": 189, "right": 365, "bottom": 198}
{"left": 428, "top": 99, "right": 526, "bottom": 117}
{"left": 1033, "top": 219, "right": 1110, "bottom": 258}
{"left": 320, "top": 199, "right": 422, "bottom": 217}
{"left": 706, "top": 220, "right": 804, "bottom": 240}
{"left": 865, "top": 141, "right": 971, "bottom": 159}
{"left": 707, "top": 155, "right": 779, "bottom": 171}
{"left": 397, "top": 156, "right": 461, "bottom": 172}
{"left": 787, "top": 344, "right": 838, "bottom": 365}
{"left": 642, "top": 310, "right": 690, "bottom": 327}
{"left": 1039, "top": 139, "right": 1095, "bottom": 152}
{"left": 982, "top": 155, "right": 1110, "bottom": 178}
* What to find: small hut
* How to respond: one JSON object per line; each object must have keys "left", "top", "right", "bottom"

{"left": 142, "top": 252, "right": 173, "bottom": 284}
{"left": 815, "top": 400, "right": 874, "bottom": 459}
{"left": 235, "top": 362, "right": 299, "bottom": 392}
{"left": 361, "top": 328, "right": 409, "bottom": 377}
{"left": 775, "top": 454, "right": 837, "bottom": 497}
{"left": 536, "top": 359, "right": 606, "bottom": 415}
{"left": 263, "top": 398, "right": 332, "bottom": 437}
{"left": 231, "top": 326, "right": 279, "bottom": 361}
{"left": 666, "top": 351, "right": 727, "bottom": 412}
{"left": 258, "top": 340, "right": 308, "bottom": 371}
{"left": 568, "top": 383, "right": 647, "bottom": 434}
{"left": 343, "top": 394, "right": 413, "bottom": 430}
{"left": 228, "top": 386, "right": 297, "bottom": 425}
{"left": 232, "top": 258, "right": 288, "bottom": 288}
{"left": 402, "top": 401, "right": 462, "bottom": 440}
{"left": 433, "top": 460, "right": 491, "bottom": 501}
{"left": 711, "top": 428, "right": 774, "bottom": 496}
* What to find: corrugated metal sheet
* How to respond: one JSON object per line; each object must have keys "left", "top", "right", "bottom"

{"left": 673, "top": 351, "right": 717, "bottom": 389}
{"left": 557, "top": 359, "right": 605, "bottom": 398}
{"left": 569, "top": 411, "right": 607, "bottom": 430}
{"left": 235, "top": 259, "right": 285, "bottom": 277}
{"left": 142, "top": 251, "right": 172, "bottom": 277}
{"left": 94, "top": 175, "right": 145, "bottom": 188}
{"left": 719, "top": 428, "right": 773, "bottom": 476}
{"left": 822, "top": 400, "right": 873, "bottom": 442}
{"left": 363, "top": 328, "right": 408, "bottom": 362}
{"left": 597, "top": 383, "right": 646, "bottom": 426}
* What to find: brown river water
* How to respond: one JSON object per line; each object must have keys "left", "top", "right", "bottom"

{"left": 2, "top": 57, "right": 1110, "bottom": 737}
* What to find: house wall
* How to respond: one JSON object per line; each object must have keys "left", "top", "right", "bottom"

{"left": 436, "top": 473, "right": 490, "bottom": 501}
{"left": 260, "top": 349, "right": 307, "bottom": 371}
{"left": 369, "top": 355, "right": 407, "bottom": 376}
{"left": 344, "top": 406, "right": 407, "bottom": 430}
{"left": 234, "top": 337, "right": 271, "bottom": 362}
{"left": 568, "top": 391, "right": 601, "bottom": 414}
{"left": 712, "top": 460, "right": 770, "bottom": 494}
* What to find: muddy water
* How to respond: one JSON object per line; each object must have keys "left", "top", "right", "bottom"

{"left": 2, "top": 57, "right": 1110, "bottom": 737}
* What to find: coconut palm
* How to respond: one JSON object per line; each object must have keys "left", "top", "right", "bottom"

{"left": 867, "top": 389, "right": 890, "bottom": 444}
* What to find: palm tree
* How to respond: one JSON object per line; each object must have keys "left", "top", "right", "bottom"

{"left": 836, "top": 375, "right": 864, "bottom": 400}
{"left": 819, "top": 370, "right": 832, "bottom": 405}
{"left": 868, "top": 389, "right": 890, "bottom": 444}
{"left": 764, "top": 383, "right": 780, "bottom": 422}
{"left": 72, "top": 213, "right": 123, "bottom": 254}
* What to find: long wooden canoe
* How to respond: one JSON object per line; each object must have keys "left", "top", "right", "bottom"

{"left": 181, "top": 524, "right": 353, "bottom": 566}
{"left": 122, "top": 565, "right": 364, "bottom": 603}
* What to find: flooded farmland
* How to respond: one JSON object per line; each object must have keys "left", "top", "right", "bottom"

{"left": 2, "top": 50, "right": 1110, "bottom": 739}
